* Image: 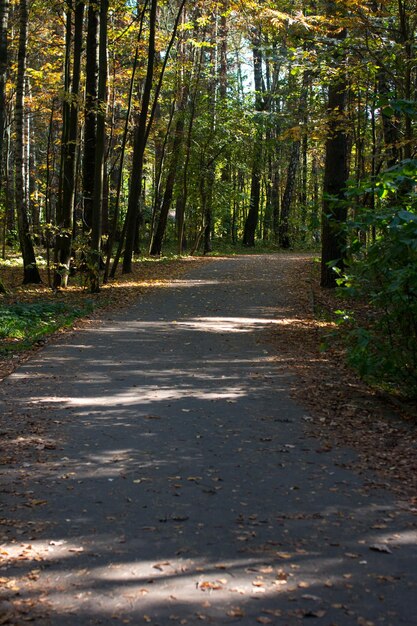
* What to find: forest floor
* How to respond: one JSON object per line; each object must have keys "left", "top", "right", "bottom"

{"left": 0, "top": 253, "right": 416, "bottom": 625}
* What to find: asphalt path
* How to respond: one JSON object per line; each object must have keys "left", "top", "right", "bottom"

{"left": 1, "top": 254, "right": 417, "bottom": 625}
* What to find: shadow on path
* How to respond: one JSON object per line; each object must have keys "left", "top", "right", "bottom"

{"left": 1, "top": 255, "right": 416, "bottom": 625}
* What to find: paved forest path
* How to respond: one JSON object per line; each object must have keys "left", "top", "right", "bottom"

{"left": 1, "top": 254, "right": 417, "bottom": 625}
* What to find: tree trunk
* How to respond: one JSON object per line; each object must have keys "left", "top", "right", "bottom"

{"left": 122, "top": 0, "right": 157, "bottom": 274}
{"left": 82, "top": 0, "right": 99, "bottom": 233}
{"left": 278, "top": 140, "right": 300, "bottom": 249}
{"left": 243, "top": 163, "right": 261, "bottom": 247}
{"left": 202, "top": 23, "right": 217, "bottom": 256}
{"left": 397, "top": 0, "right": 413, "bottom": 160}
{"left": 150, "top": 110, "right": 184, "bottom": 256}
{"left": 104, "top": 0, "right": 149, "bottom": 282}
{"left": 89, "top": 0, "right": 108, "bottom": 293}
{"left": 122, "top": 0, "right": 186, "bottom": 273}
{"left": 15, "top": 0, "right": 41, "bottom": 284}
{"left": 176, "top": 41, "right": 204, "bottom": 254}
{"left": 54, "top": 0, "right": 84, "bottom": 288}
{"left": 0, "top": 0, "right": 8, "bottom": 291}
{"left": 0, "top": 0, "right": 8, "bottom": 177}
{"left": 321, "top": 13, "right": 349, "bottom": 288}
{"left": 243, "top": 34, "right": 264, "bottom": 247}
{"left": 202, "top": 166, "right": 215, "bottom": 254}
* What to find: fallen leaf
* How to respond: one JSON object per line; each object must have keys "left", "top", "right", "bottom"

{"left": 369, "top": 544, "right": 392, "bottom": 554}
{"left": 198, "top": 581, "right": 222, "bottom": 591}
{"left": 226, "top": 607, "right": 245, "bottom": 618}
{"left": 276, "top": 552, "right": 292, "bottom": 559}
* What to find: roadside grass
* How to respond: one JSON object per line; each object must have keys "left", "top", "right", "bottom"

{"left": 0, "top": 300, "right": 94, "bottom": 353}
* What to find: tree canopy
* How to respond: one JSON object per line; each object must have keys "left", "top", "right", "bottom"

{"left": 0, "top": 0, "right": 415, "bottom": 292}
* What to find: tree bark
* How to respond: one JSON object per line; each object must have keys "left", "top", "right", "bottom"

{"left": 150, "top": 108, "right": 184, "bottom": 256}
{"left": 122, "top": 0, "right": 157, "bottom": 274}
{"left": 278, "top": 140, "right": 300, "bottom": 249}
{"left": 83, "top": 0, "right": 99, "bottom": 233}
{"left": 321, "top": 16, "right": 349, "bottom": 288}
{"left": 0, "top": 0, "right": 8, "bottom": 291}
{"left": 105, "top": 0, "right": 149, "bottom": 282}
{"left": 0, "top": 0, "right": 8, "bottom": 177}
{"left": 243, "top": 34, "right": 264, "bottom": 247}
{"left": 54, "top": 0, "right": 84, "bottom": 288}
{"left": 15, "top": 0, "right": 41, "bottom": 284}
{"left": 121, "top": 0, "right": 185, "bottom": 273}
{"left": 89, "top": 0, "right": 108, "bottom": 293}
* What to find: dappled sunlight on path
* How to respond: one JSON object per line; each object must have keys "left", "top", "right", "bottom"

{"left": 1, "top": 254, "right": 417, "bottom": 625}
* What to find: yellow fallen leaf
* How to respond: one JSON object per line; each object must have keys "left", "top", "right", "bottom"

{"left": 198, "top": 581, "right": 222, "bottom": 590}
{"left": 227, "top": 607, "right": 245, "bottom": 618}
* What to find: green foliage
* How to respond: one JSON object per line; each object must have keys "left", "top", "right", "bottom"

{"left": 0, "top": 300, "right": 94, "bottom": 352}
{"left": 336, "top": 160, "right": 417, "bottom": 397}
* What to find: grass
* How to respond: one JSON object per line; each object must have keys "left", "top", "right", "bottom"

{"left": 0, "top": 300, "right": 94, "bottom": 353}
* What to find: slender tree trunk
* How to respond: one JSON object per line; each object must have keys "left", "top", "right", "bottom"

{"left": 378, "top": 72, "right": 400, "bottom": 167}
{"left": 0, "top": 0, "right": 8, "bottom": 176}
{"left": 150, "top": 108, "right": 185, "bottom": 256}
{"left": 243, "top": 163, "right": 261, "bottom": 247}
{"left": 83, "top": 0, "right": 99, "bottom": 233}
{"left": 54, "top": 0, "right": 84, "bottom": 288}
{"left": 397, "top": 0, "right": 413, "bottom": 159}
{"left": 45, "top": 100, "right": 56, "bottom": 287}
{"left": 271, "top": 164, "right": 280, "bottom": 243}
{"left": 278, "top": 70, "right": 309, "bottom": 248}
{"left": 122, "top": 0, "right": 157, "bottom": 274}
{"left": 176, "top": 43, "right": 204, "bottom": 254}
{"left": 321, "top": 15, "right": 349, "bottom": 288}
{"left": 89, "top": 0, "right": 108, "bottom": 293}
{"left": 243, "top": 34, "right": 264, "bottom": 247}
{"left": 149, "top": 99, "right": 175, "bottom": 246}
{"left": 15, "top": 0, "right": 41, "bottom": 284}
{"left": 202, "top": 26, "right": 217, "bottom": 255}
{"left": 104, "top": 0, "right": 149, "bottom": 282}
{"left": 278, "top": 140, "right": 300, "bottom": 249}
{"left": 202, "top": 166, "right": 214, "bottom": 254}
{"left": 121, "top": 0, "right": 185, "bottom": 273}
{"left": 5, "top": 114, "right": 14, "bottom": 233}
{"left": 219, "top": 1, "right": 228, "bottom": 100}
{"left": 0, "top": 0, "right": 9, "bottom": 291}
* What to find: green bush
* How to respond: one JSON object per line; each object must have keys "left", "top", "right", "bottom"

{"left": 336, "top": 160, "right": 417, "bottom": 398}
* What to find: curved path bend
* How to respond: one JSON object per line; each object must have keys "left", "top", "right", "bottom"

{"left": 1, "top": 254, "right": 416, "bottom": 625}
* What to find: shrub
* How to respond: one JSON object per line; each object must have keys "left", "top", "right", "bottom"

{"left": 336, "top": 160, "right": 417, "bottom": 398}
